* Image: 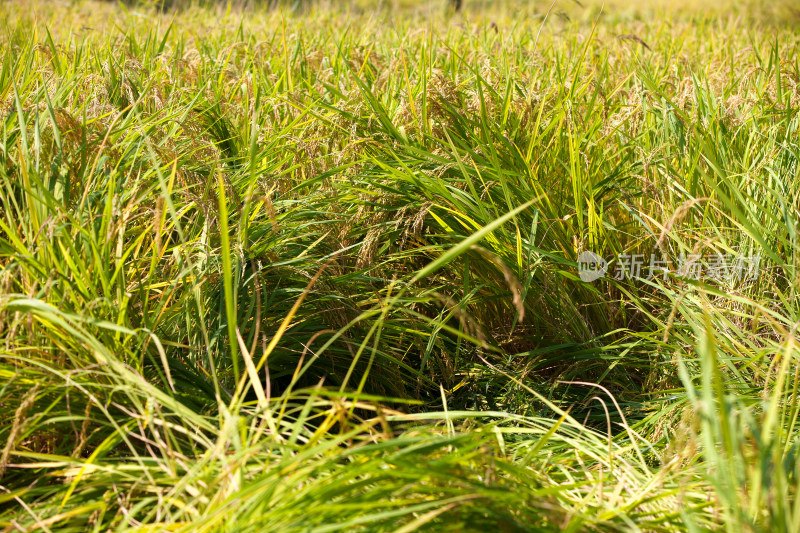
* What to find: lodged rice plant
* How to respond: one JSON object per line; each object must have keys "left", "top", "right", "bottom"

{"left": 0, "top": 0, "right": 799, "bottom": 530}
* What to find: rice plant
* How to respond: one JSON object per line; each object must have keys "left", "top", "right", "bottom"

{"left": 0, "top": 0, "right": 798, "bottom": 530}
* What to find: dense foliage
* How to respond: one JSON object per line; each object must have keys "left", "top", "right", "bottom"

{"left": 1, "top": 0, "right": 799, "bottom": 530}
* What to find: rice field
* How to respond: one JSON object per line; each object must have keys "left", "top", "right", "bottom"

{"left": 1, "top": 0, "right": 799, "bottom": 530}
